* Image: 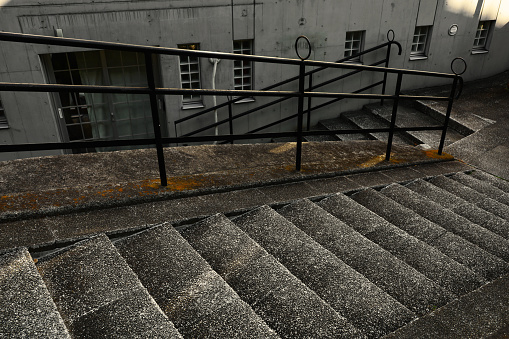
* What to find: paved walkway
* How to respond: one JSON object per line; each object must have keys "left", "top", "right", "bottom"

{"left": 417, "top": 70, "right": 509, "bottom": 179}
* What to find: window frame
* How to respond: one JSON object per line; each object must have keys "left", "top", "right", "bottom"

{"left": 0, "top": 97, "right": 8, "bottom": 129}
{"left": 177, "top": 43, "right": 204, "bottom": 109}
{"left": 472, "top": 20, "right": 495, "bottom": 54}
{"left": 233, "top": 39, "right": 255, "bottom": 103}
{"left": 344, "top": 30, "right": 365, "bottom": 63}
{"left": 410, "top": 25, "right": 432, "bottom": 60}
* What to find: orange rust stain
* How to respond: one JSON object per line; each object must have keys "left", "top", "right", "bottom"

{"left": 423, "top": 150, "right": 454, "bottom": 159}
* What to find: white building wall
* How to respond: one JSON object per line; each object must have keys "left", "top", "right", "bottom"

{"left": 0, "top": 0, "right": 508, "bottom": 160}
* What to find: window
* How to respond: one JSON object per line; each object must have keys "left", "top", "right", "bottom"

{"left": 0, "top": 97, "right": 8, "bottom": 129}
{"left": 178, "top": 43, "right": 203, "bottom": 108}
{"left": 344, "top": 31, "right": 365, "bottom": 62}
{"left": 473, "top": 20, "right": 494, "bottom": 53}
{"left": 47, "top": 50, "right": 156, "bottom": 151}
{"left": 233, "top": 40, "right": 253, "bottom": 91}
{"left": 410, "top": 26, "right": 432, "bottom": 60}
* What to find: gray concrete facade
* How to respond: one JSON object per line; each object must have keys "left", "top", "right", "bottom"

{"left": 1, "top": 0, "right": 508, "bottom": 161}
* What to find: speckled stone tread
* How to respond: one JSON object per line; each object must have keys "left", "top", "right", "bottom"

{"left": 403, "top": 179, "right": 509, "bottom": 264}
{"left": 0, "top": 248, "right": 70, "bottom": 338}
{"left": 114, "top": 223, "right": 279, "bottom": 338}
{"left": 181, "top": 213, "right": 362, "bottom": 339}
{"left": 451, "top": 172, "right": 509, "bottom": 206}
{"left": 349, "top": 188, "right": 485, "bottom": 296}
{"left": 377, "top": 182, "right": 508, "bottom": 281}
{"left": 36, "top": 234, "right": 182, "bottom": 338}
{"left": 315, "top": 194, "right": 454, "bottom": 316}
{"left": 429, "top": 175, "right": 509, "bottom": 222}
{"left": 470, "top": 170, "right": 509, "bottom": 193}
{"left": 274, "top": 200, "right": 416, "bottom": 338}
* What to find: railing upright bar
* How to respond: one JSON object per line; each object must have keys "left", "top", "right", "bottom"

{"left": 306, "top": 73, "right": 313, "bottom": 131}
{"left": 381, "top": 46, "right": 391, "bottom": 106}
{"left": 385, "top": 72, "right": 403, "bottom": 161}
{"left": 296, "top": 61, "right": 306, "bottom": 171}
{"left": 227, "top": 96, "right": 234, "bottom": 144}
{"left": 144, "top": 52, "right": 168, "bottom": 187}
{"left": 438, "top": 76, "right": 459, "bottom": 154}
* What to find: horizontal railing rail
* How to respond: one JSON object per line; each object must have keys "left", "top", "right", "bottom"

{"left": 0, "top": 32, "right": 465, "bottom": 187}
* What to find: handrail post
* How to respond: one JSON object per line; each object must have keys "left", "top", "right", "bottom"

{"left": 438, "top": 76, "right": 459, "bottom": 154}
{"left": 385, "top": 72, "right": 403, "bottom": 161}
{"left": 296, "top": 61, "right": 305, "bottom": 171}
{"left": 227, "top": 95, "right": 234, "bottom": 144}
{"left": 306, "top": 73, "right": 313, "bottom": 131}
{"left": 381, "top": 43, "right": 392, "bottom": 106}
{"left": 145, "top": 52, "right": 168, "bottom": 186}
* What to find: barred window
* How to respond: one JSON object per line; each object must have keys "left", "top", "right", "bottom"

{"left": 178, "top": 43, "right": 202, "bottom": 107}
{"left": 473, "top": 21, "right": 494, "bottom": 52}
{"left": 233, "top": 40, "right": 253, "bottom": 91}
{"left": 344, "top": 31, "right": 364, "bottom": 62}
{"left": 411, "top": 26, "right": 431, "bottom": 58}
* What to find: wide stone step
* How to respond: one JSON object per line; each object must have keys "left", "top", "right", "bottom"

{"left": 114, "top": 224, "right": 278, "bottom": 338}
{"left": 315, "top": 194, "right": 454, "bottom": 316}
{"left": 343, "top": 189, "right": 485, "bottom": 295}
{"left": 341, "top": 110, "right": 413, "bottom": 145}
{"left": 318, "top": 116, "right": 371, "bottom": 141}
{"left": 470, "top": 170, "right": 509, "bottom": 193}
{"left": 451, "top": 172, "right": 509, "bottom": 206}
{"left": 429, "top": 175, "right": 509, "bottom": 222}
{"left": 276, "top": 199, "right": 416, "bottom": 337}
{"left": 0, "top": 248, "right": 70, "bottom": 338}
{"left": 379, "top": 182, "right": 509, "bottom": 280}
{"left": 404, "top": 178, "right": 509, "bottom": 240}
{"left": 365, "top": 102, "right": 464, "bottom": 148}
{"left": 233, "top": 204, "right": 413, "bottom": 338}
{"left": 180, "top": 213, "right": 359, "bottom": 338}
{"left": 36, "top": 234, "right": 181, "bottom": 338}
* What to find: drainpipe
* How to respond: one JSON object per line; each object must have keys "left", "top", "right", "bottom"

{"left": 209, "top": 58, "right": 221, "bottom": 143}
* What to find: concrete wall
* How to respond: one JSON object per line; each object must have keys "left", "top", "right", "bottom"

{"left": 0, "top": 0, "right": 508, "bottom": 160}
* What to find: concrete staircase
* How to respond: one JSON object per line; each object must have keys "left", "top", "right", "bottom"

{"left": 2, "top": 169, "right": 509, "bottom": 338}
{"left": 305, "top": 100, "right": 468, "bottom": 149}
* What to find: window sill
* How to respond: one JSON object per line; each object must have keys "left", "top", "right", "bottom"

{"left": 471, "top": 49, "right": 489, "bottom": 55}
{"left": 181, "top": 102, "right": 205, "bottom": 110}
{"left": 342, "top": 59, "right": 363, "bottom": 65}
{"left": 409, "top": 55, "right": 428, "bottom": 61}
{"left": 234, "top": 97, "right": 255, "bottom": 104}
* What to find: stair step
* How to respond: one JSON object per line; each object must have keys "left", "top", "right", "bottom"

{"left": 304, "top": 124, "right": 340, "bottom": 142}
{"left": 381, "top": 182, "right": 509, "bottom": 280}
{"left": 276, "top": 199, "right": 416, "bottom": 338}
{"left": 365, "top": 102, "right": 464, "bottom": 148}
{"left": 428, "top": 175, "right": 509, "bottom": 222}
{"left": 470, "top": 170, "right": 509, "bottom": 193}
{"left": 315, "top": 194, "right": 454, "bottom": 316}
{"left": 0, "top": 248, "right": 70, "bottom": 338}
{"left": 233, "top": 204, "right": 413, "bottom": 338}
{"left": 385, "top": 272, "right": 509, "bottom": 338}
{"left": 341, "top": 110, "right": 413, "bottom": 145}
{"left": 36, "top": 234, "right": 181, "bottom": 338}
{"left": 451, "top": 172, "right": 509, "bottom": 206}
{"left": 344, "top": 188, "right": 485, "bottom": 295}
{"left": 180, "top": 213, "right": 358, "bottom": 338}
{"left": 404, "top": 178, "right": 509, "bottom": 240}
{"left": 318, "top": 116, "right": 371, "bottom": 141}
{"left": 114, "top": 224, "right": 278, "bottom": 338}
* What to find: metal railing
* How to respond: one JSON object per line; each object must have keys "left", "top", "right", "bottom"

{"left": 0, "top": 32, "right": 465, "bottom": 187}
{"left": 175, "top": 31, "right": 403, "bottom": 139}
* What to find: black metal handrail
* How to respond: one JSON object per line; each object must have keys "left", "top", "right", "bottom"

{"left": 175, "top": 30, "right": 403, "bottom": 138}
{"left": 0, "top": 32, "right": 464, "bottom": 187}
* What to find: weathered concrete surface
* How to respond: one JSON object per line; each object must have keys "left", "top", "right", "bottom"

{"left": 384, "top": 273, "right": 509, "bottom": 339}
{"left": 0, "top": 140, "right": 453, "bottom": 217}
{"left": 412, "top": 70, "right": 509, "bottom": 179}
